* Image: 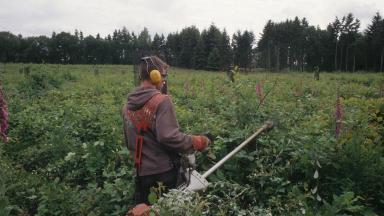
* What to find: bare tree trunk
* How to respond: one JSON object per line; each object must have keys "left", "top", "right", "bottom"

{"left": 339, "top": 45, "right": 343, "bottom": 71}
{"left": 275, "top": 45, "right": 280, "bottom": 71}
{"left": 267, "top": 41, "right": 271, "bottom": 71}
{"left": 365, "top": 54, "right": 368, "bottom": 71}
{"left": 345, "top": 46, "right": 349, "bottom": 72}
{"left": 381, "top": 47, "right": 384, "bottom": 72}
{"left": 334, "top": 41, "right": 338, "bottom": 71}
{"left": 287, "top": 46, "right": 290, "bottom": 71}
{"left": 353, "top": 54, "right": 356, "bottom": 72}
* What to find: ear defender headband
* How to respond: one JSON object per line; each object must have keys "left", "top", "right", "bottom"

{"left": 141, "top": 56, "right": 162, "bottom": 85}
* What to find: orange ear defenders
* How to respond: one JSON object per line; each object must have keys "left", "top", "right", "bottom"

{"left": 141, "top": 56, "right": 162, "bottom": 85}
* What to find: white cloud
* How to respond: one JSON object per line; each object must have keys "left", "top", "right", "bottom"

{"left": 0, "top": 0, "right": 383, "bottom": 38}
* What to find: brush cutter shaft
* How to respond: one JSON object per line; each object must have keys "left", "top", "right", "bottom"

{"left": 202, "top": 122, "right": 273, "bottom": 179}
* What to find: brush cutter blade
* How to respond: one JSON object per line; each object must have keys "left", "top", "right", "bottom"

{"left": 185, "top": 170, "right": 209, "bottom": 192}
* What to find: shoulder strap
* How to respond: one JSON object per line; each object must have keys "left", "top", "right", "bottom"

{"left": 125, "top": 93, "right": 167, "bottom": 171}
{"left": 127, "top": 93, "right": 167, "bottom": 127}
{"left": 141, "top": 93, "right": 167, "bottom": 123}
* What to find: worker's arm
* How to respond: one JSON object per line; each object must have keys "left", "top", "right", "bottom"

{"left": 155, "top": 97, "right": 209, "bottom": 153}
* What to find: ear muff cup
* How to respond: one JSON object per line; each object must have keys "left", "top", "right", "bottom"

{"left": 149, "top": 70, "right": 162, "bottom": 85}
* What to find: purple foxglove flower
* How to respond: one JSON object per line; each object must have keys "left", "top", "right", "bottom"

{"left": 0, "top": 87, "right": 8, "bottom": 142}
{"left": 255, "top": 82, "right": 264, "bottom": 104}
{"left": 334, "top": 95, "right": 343, "bottom": 138}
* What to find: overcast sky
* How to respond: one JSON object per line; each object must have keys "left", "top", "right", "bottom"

{"left": 0, "top": 0, "right": 383, "bottom": 40}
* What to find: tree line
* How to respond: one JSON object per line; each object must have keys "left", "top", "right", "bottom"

{"left": 258, "top": 13, "right": 384, "bottom": 72}
{"left": 0, "top": 12, "right": 383, "bottom": 72}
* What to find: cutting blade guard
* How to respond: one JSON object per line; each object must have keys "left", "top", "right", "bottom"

{"left": 182, "top": 121, "right": 274, "bottom": 192}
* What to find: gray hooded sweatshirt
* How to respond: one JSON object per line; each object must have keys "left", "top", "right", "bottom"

{"left": 122, "top": 86, "right": 194, "bottom": 176}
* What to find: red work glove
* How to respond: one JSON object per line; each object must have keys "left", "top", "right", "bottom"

{"left": 126, "top": 203, "right": 157, "bottom": 216}
{"left": 191, "top": 135, "right": 211, "bottom": 151}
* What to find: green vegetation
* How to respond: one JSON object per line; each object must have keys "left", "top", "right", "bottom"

{"left": 0, "top": 64, "right": 383, "bottom": 215}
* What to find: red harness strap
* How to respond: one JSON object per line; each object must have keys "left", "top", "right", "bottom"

{"left": 126, "top": 93, "right": 167, "bottom": 170}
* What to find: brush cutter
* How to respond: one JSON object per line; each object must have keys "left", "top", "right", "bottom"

{"left": 178, "top": 121, "right": 274, "bottom": 192}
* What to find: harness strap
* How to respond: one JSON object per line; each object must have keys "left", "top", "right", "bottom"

{"left": 126, "top": 93, "right": 167, "bottom": 171}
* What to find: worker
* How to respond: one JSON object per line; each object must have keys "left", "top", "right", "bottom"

{"left": 122, "top": 55, "right": 211, "bottom": 205}
{"left": 226, "top": 65, "right": 238, "bottom": 82}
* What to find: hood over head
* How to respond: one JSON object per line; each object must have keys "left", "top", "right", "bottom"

{"left": 127, "top": 86, "right": 160, "bottom": 111}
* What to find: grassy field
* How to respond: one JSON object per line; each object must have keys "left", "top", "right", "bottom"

{"left": 0, "top": 63, "right": 383, "bottom": 215}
